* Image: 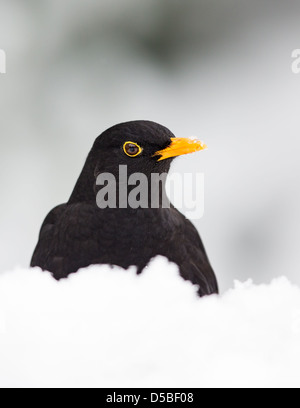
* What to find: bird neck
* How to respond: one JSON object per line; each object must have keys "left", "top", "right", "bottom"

{"left": 68, "top": 155, "right": 171, "bottom": 209}
{"left": 95, "top": 170, "right": 171, "bottom": 209}
{"left": 68, "top": 150, "right": 97, "bottom": 204}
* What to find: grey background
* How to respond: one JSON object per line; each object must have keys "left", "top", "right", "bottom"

{"left": 1, "top": 0, "right": 300, "bottom": 292}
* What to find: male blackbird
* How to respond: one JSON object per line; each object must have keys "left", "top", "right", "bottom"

{"left": 31, "top": 121, "right": 218, "bottom": 296}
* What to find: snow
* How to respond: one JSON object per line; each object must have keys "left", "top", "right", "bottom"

{"left": 0, "top": 256, "right": 299, "bottom": 388}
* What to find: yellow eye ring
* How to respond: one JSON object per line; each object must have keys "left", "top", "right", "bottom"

{"left": 123, "top": 141, "right": 143, "bottom": 157}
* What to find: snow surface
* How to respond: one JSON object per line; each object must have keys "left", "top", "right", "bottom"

{"left": 0, "top": 256, "right": 300, "bottom": 388}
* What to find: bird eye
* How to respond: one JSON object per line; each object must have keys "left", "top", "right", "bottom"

{"left": 123, "top": 142, "right": 143, "bottom": 157}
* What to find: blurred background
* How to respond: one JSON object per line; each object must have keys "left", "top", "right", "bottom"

{"left": 1, "top": 0, "right": 300, "bottom": 292}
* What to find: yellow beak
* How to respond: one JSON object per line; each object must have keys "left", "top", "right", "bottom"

{"left": 153, "top": 137, "right": 207, "bottom": 162}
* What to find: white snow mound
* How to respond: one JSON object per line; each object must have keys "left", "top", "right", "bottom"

{"left": 0, "top": 256, "right": 300, "bottom": 388}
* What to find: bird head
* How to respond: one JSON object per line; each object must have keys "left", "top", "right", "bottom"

{"left": 69, "top": 121, "right": 207, "bottom": 204}
{"left": 92, "top": 120, "right": 207, "bottom": 178}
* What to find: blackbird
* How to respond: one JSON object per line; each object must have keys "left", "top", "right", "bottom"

{"left": 31, "top": 121, "right": 218, "bottom": 296}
